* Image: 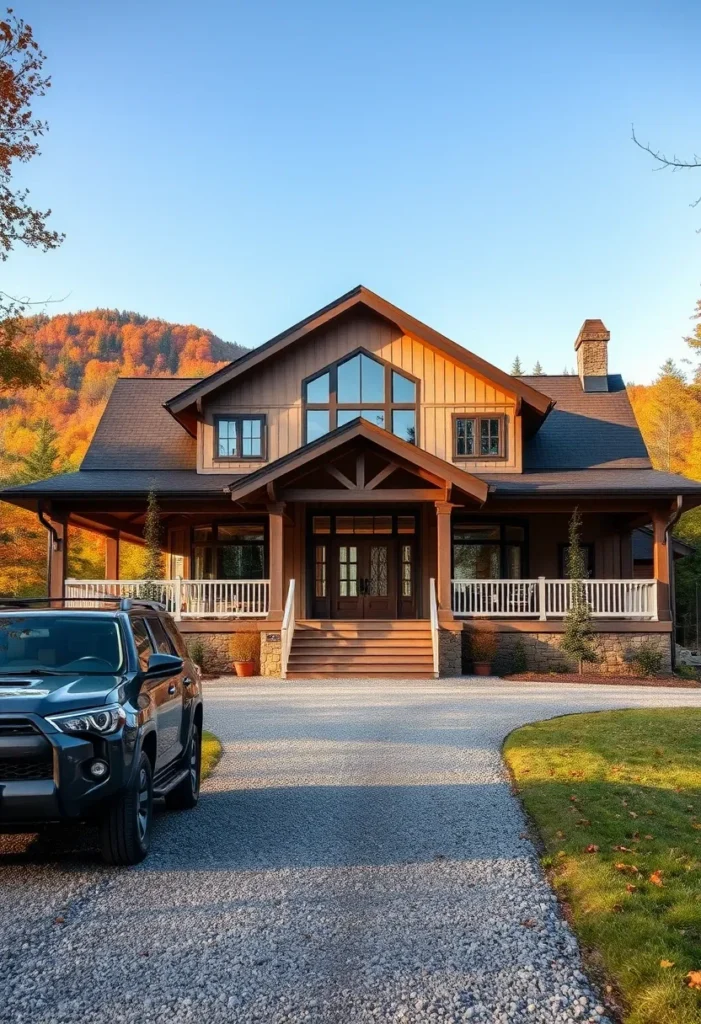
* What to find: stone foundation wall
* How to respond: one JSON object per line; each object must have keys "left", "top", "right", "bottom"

{"left": 184, "top": 633, "right": 235, "bottom": 674}
{"left": 438, "top": 630, "right": 461, "bottom": 676}
{"left": 260, "top": 632, "right": 282, "bottom": 676}
{"left": 463, "top": 629, "right": 672, "bottom": 676}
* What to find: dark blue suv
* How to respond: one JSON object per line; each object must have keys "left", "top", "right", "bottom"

{"left": 0, "top": 598, "right": 203, "bottom": 864}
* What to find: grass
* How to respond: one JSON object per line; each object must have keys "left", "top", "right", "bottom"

{"left": 503, "top": 710, "right": 701, "bottom": 1024}
{"left": 201, "top": 730, "right": 223, "bottom": 779}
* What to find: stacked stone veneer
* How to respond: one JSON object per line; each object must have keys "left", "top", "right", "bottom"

{"left": 184, "top": 631, "right": 282, "bottom": 676}
{"left": 438, "top": 631, "right": 461, "bottom": 676}
{"left": 462, "top": 630, "right": 672, "bottom": 676}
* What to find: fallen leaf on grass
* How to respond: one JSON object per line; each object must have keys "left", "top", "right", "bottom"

{"left": 613, "top": 845, "right": 633, "bottom": 852}
{"left": 585, "top": 845, "right": 600, "bottom": 853}
{"left": 521, "top": 919, "right": 537, "bottom": 928}
{"left": 649, "top": 871, "right": 664, "bottom": 887}
{"left": 660, "top": 960, "right": 675, "bottom": 968}
{"left": 644, "top": 834, "right": 654, "bottom": 840}
{"left": 615, "top": 863, "right": 639, "bottom": 875}
{"left": 612, "top": 904, "right": 624, "bottom": 913}
{"left": 686, "top": 971, "right": 701, "bottom": 990}
{"left": 692, "top": 824, "right": 701, "bottom": 831}
{"left": 629, "top": 811, "right": 639, "bottom": 819}
{"left": 576, "top": 818, "right": 591, "bottom": 826}
{"left": 625, "top": 884, "right": 638, "bottom": 893}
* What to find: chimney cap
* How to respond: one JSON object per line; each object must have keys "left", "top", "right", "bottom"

{"left": 575, "top": 319, "right": 610, "bottom": 350}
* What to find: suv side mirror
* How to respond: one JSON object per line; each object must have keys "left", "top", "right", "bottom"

{"left": 144, "top": 652, "right": 184, "bottom": 678}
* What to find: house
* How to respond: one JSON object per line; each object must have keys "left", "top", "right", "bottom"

{"left": 3, "top": 285, "right": 701, "bottom": 677}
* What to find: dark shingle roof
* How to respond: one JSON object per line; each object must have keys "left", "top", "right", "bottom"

{"left": 477, "top": 468, "right": 701, "bottom": 495}
{"left": 517, "top": 374, "right": 650, "bottom": 470}
{"left": 81, "top": 379, "right": 199, "bottom": 471}
{"left": 1, "top": 471, "right": 237, "bottom": 497}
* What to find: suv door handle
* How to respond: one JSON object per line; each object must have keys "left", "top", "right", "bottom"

{"left": 168, "top": 683, "right": 176, "bottom": 695}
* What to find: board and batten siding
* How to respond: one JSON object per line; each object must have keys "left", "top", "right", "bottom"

{"left": 198, "top": 310, "right": 521, "bottom": 473}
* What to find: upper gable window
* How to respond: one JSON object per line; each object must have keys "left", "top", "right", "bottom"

{"left": 453, "top": 415, "right": 505, "bottom": 459}
{"left": 303, "top": 350, "right": 417, "bottom": 445}
{"left": 214, "top": 414, "right": 266, "bottom": 460}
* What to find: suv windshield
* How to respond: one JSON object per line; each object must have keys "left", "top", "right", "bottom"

{"left": 0, "top": 614, "right": 124, "bottom": 675}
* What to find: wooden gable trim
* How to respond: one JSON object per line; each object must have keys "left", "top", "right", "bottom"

{"left": 165, "top": 286, "right": 554, "bottom": 421}
{"left": 226, "top": 418, "right": 489, "bottom": 504}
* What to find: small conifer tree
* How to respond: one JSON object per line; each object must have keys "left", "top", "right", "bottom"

{"left": 17, "top": 419, "right": 62, "bottom": 482}
{"left": 511, "top": 355, "right": 523, "bottom": 375}
{"left": 532, "top": 360, "right": 544, "bottom": 375}
{"left": 560, "top": 508, "right": 597, "bottom": 673}
{"left": 142, "top": 487, "right": 164, "bottom": 601}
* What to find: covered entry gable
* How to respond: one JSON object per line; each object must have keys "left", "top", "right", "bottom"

{"left": 225, "top": 418, "right": 489, "bottom": 505}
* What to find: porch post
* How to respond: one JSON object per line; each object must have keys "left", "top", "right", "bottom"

{"left": 47, "top": 518, "right": 67, "bottom": 599}
{"left": 651, "top": 510, "right": 671, "bottom": 621}
{"left": 105, "top": 531, "right": 120, "bottom": 580}
{"left": 435, "top": 501, "right": 454, "bottom": 622}
{"left": 267, "top": 502, "right": 286, "bottom": 620}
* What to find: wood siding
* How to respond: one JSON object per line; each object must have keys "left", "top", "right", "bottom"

{"left": 199, "top": 310, "right": 521, "bottom": 473}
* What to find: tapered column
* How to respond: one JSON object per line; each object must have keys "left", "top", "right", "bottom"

{"left": 652, "top": 510, "right": 671, "bottom": 621}
{"left": 105, "top": 531, "right": 120, "bottom": 579}
{"left": 267, "top": 502, "right": 286, "bottom": 619}
{"left": 47, "top": 519, "right": 67, "bottom": 599}
{"left": 435, "top": 501, "right": 454, "bottom": 622}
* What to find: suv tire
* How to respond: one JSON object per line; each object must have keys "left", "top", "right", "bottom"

{"left": 99, "top": 751, "right": 153, "bottom": 865}
{"left": 165, "top": 724, "right": 201, "bottom": 811}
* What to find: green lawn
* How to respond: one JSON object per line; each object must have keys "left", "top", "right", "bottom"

{"left": 503, "top": 710, "right": 701, "bottom": 1024}
{"left": 201, "top": 730, "right": 222, "bottom": 779}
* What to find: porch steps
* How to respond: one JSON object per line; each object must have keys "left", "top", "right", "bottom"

{"left": 286, "top": 620, "right": 436, "bottom": 678}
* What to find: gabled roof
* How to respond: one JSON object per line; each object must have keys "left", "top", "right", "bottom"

{"left": 82, "top": 378, "right": 199, "bottom": 471}
{"left": 226, "top": 417, "right": 490, "bottom": 504}
{"left": 165, "top": 286, "right": 554, "bottom": 433}
{"left": 517, "top": 374, "right": 650, "bottom": 470}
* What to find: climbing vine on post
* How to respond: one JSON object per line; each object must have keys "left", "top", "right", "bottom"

{"left": 560, "top": 507, "right": 597, "bottom": 673}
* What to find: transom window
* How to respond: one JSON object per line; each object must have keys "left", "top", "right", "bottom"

{"left": 303, "top": 350, "right": 417, "bottom": 445}
{"left": 453, "top": 415, "right": 505, "bottom": 459}
{"left": 214, "top": 415, "right": 266, "bottom": 460}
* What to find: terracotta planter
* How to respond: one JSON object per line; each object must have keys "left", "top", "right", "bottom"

{"left": 233, "top": 660, "right": 255, "bottom": 677}
{"left": 473, "top": 662, "right": 492, "bottom": 676}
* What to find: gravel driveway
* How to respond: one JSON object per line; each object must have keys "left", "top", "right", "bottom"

{"left": 3, "top": 677, "right": 701, "bottom": 1024}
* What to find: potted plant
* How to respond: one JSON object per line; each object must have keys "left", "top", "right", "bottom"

{"left": 230, "top": 632, "right": 260, "bottom": 677}
{"left": 470, "top": 631, "right": 497, "bottom": 676}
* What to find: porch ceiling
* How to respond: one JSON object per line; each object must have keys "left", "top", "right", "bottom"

{"left": 226, "top": 417, "right": 489, "bottom": 505}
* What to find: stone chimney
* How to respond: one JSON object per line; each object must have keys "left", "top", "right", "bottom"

{"left": 575, "top": 319, "right": 610, "bottom": 392}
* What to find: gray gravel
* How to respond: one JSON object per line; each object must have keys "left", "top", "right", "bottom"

{"left": 2, "top": 677, "right": 701, "bottom": 1024}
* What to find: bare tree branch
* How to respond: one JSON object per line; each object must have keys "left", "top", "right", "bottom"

{"left": 632, "top": 125, "right": 701, "bottom": 212}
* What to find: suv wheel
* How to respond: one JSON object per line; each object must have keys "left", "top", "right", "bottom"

{"left": 99, "top": 751, "right": 153, "bottom": 865}
{"left": 165, "top": 724, "right": 201, "bottom": 811}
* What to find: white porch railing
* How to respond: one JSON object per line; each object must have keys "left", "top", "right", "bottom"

{"left": 451, "top": 578, "right": 658, "bottom": 620}
{"left": 281, "top": 579, "right": 296, "bottom": 679}
{"left": 65, "top": 578, "right": 270, "bottom": 620}
{"left": 429, "top": 577, "right": 439, "bottom": 678}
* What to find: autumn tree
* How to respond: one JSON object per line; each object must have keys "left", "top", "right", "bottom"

{"left": 634, "top": 360, "right": 696, "bottom": 474}
{"left": 511, "top": 355, "right": 523, "bottom": 375}
{"left": 0, "top": 8, "right": 63, "bottom": 393}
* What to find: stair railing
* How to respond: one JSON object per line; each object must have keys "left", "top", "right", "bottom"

{"left": 281, "top": 579, "right": 296, "bottom": 679}
{"left": 429, "top": 577, "right": 439, "bottom": 678}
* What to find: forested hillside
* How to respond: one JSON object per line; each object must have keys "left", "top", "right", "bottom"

{"left": 0, "top": 310, "right": 246, "bottom": 594}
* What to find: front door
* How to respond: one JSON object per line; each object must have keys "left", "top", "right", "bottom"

{"left": 334, "top": 537, "right": 395, "bottom": 618}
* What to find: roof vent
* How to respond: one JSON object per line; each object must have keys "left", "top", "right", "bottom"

{"left": 575, "top": 319, "right": 609, "bottom": 392}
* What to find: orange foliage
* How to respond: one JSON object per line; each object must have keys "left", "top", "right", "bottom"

{"left": 0, "top": 309, "right": 245, "bottom": 595}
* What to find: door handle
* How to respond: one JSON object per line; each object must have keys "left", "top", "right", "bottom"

{"left": 168, "top": 683, "right": 176, "bottom": 695}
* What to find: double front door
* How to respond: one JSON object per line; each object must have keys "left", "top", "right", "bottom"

{"left": 335, "top": 538, "right": 394, "bottom": 618}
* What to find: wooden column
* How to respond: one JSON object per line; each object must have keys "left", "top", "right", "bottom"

{"left": 435, "top": 501, "right": 454, "bottom": 622}
{"left": 652, "top": 510, "right": 671, "bottom": 621}
{"left": 267, "top": 502, "right": 286, "bottom": 620}
{"left": 105, "top": 532, "right": 120, "bottom": 579}
{"left": 47, "top": 518, "right": 67, "bottom": 599}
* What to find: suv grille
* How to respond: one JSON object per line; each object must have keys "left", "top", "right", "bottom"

{"left": 0, "top": 757, "right": 54, "bottom": 781}
{"left": 0, "top": 718, "right": 40, "bottom": 738}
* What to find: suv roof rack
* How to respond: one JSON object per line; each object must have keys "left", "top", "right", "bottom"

{"left": 0, "top": 597, "right": 167, "bottom": 612}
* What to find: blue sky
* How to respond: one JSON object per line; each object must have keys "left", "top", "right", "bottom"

{"left": 6, "top": 0, "right": 701, "bottom": 382}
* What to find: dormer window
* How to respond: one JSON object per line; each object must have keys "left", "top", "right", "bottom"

{"left": 303, "top": 350, "right": 417, "bottom": 444}
{"left": 214, "top": 414, "right": 267, "bottom": 460}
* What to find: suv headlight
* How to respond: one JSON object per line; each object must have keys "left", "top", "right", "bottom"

{"left": 47, "top": 704, "right": 126, "bottom": 736}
